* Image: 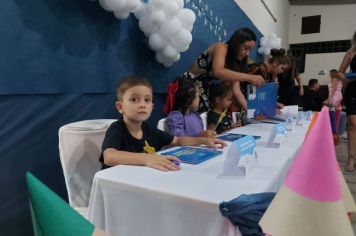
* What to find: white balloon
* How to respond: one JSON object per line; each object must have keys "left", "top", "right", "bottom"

{"left": 132, "top": 2, "right": 146, "bottom": 19}
{"left": 162, "top": 45, "right": 178, "bottom": 59}
{"left": 170, "top": 29, "right": 192, "bottom": 51}
{"left": 179, "top": 44, "right": 189, "bottom": 52}
{"left": 163, "top": 61, "right": 174, "bottom": 67}
{"left": 114, "top": 9, "right": 130, "bottom": 19}
{"left": 150, "top": 10, "right": 166, "bottom": 26}
{"left": 164, "top": 1, "right": 180, "bottom": 18}
{"left": 257, "top": 47, "right": 264, "bottom": 54}
{"left": 260, "top": 37, "right": 267, "bottom": 46}
{"left": 148, "top": 33, "right": 166, "bottom": 51}
{"left": 185, "top": 24, "right": 193, "bottom": 31}
{"left": 149, "top": 0, "right": 166, "bottom": 10}
{"left": 98, "top": 0, "right": 112, "bottom": 12}
{"left": 173, "top": 0, "right": 184, "bottom": 9}
{"left": 139, "top": 15, "right": 159, "bottom": 35}
{"left": 105, "top": 0, "right": 127, "bottom": 11}
{"left": 160, "top": 17, "right": 181, "bottom": 36}
{"left": 264, "top": 47, "right": 271, "bottom": 55}
{"left": 173, "top": 52, "right": 181, "bottom": 62}
{"left": 176, "top": 9, "right": 196, "bottom": 29}
{"left": 125, "top": 0, "right": 141, "bottom": 11}
{"left": 155, "top": 52, "right": 166, "bottom": 64}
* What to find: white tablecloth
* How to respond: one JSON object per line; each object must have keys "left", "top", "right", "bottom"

{"left": 88, "top": 122, "right": 309, "bottom": 236}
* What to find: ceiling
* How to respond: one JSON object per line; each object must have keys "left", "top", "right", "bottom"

{"left": 289, "top": 0, "right": 356, "bottom": 5}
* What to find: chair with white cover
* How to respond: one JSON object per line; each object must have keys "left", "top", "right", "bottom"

{"left": 232, "top": 112, "right": 239, "bottom": 124}
{"left": 200, "top": 112, "right": 208, "bottom": 130}
{"left": 157, "top": 117, "right": 168, "bottom": 132}
{"left": 58, "top": 119, "right": 116, "bottom": 218}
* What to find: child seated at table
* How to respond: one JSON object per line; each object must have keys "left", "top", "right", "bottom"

{"left": 100, "top": 75, "right": 226, "bottom": 171}
{"left": 207, "top": 81, "right": 241, "bottom": 134}
{"left": 167, "top": 78, "right": 216, "bottom": 137}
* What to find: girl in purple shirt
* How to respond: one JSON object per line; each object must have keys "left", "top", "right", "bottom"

{"left": 167, "top": 79, "right": 216, "bottom": 138}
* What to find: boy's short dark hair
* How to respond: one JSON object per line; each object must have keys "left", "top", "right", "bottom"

{"left": 116, "top": 75, "right": 152, "bottom": 101}
{"left": 308, "top": 78, "right": 318, "bottom": 88}
{"left": 208, "top": 81, "right": 232, "bottom": 106}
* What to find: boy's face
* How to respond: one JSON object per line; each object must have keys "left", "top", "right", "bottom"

{"left": 116, "top": 85, "right": 153, "bottom": 122}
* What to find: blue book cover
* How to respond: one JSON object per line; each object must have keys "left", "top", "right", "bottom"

{"left": 160, "top": 147, "right": 222, "bottom": 164}
{"left": 217, "top": 133, "right": 261, "bottom": 142}
{"left": 246, "top": 82, "right": 278, "bottom": 118}
{"left": 345, "top": 72, "right": 356, "bottom": 79}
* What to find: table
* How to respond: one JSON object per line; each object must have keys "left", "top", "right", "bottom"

{"left": 88, "top": 122, "right": 309, "bottom": 236}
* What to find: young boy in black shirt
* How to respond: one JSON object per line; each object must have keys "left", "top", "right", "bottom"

{"left": 100, "top": 75, "right": 226, "bottom": 171}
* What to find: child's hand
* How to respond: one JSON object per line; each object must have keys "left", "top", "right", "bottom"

{"left": 203, "top": 138, "right": 227, "bottom": 149}
{"left": 233, "top": 120, "right": 242, "bottom": 128}
{"left": 200, "top": 130, "right": 217, "bottom": 138}
{"left": 255, "top": 114, "right": 266, "bottom": 120}
{"left": 145, "top": 154, "right": 181, "bottom": 172}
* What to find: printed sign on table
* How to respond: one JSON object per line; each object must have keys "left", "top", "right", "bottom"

{"left": 222, "top": 135, "right": 258, "bottom": 176}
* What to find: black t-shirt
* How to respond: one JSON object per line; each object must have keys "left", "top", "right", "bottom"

{"left": 302, "top": 89, "right": 324, "bottom": 111}
{"left": 207, "top": 111, "right": 232, "bottom": 134}
{"left": 100, "top": 119, "right": 174, "bottom": 169}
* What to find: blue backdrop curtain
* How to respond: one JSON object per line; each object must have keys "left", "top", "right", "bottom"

{"left": 0, "top": 0, "right": 262, "bottom": 235}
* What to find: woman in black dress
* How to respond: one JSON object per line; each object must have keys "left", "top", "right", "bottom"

{"left": 180, "top": 28, "right": 265, "bottom": 112}
{"left": 339, "top": 31, "right": 356, "bottom": 171}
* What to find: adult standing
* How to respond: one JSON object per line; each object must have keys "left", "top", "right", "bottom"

{"left": 339, "top": 31, "right": 356, "bottom": 171}
{"left": 277, "top": 50, "right": 304, "bottom": 106}
{"left": 165, "top": 28, "right": 265, "bottom": 113}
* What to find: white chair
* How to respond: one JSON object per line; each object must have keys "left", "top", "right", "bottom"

{"left": 200, "top": 112, "right": 208, "bottom": 130}
{"left": 58, "top": 119, "right": 116, "bottom": 218}
{"left": 232, "top": 112, "right": 239, "bottom": 124}
{"left": 157, "top": 117, "right": 168, "bottom": 132}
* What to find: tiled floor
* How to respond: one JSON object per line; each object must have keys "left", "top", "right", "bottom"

{"left": 335, "top": 138, "right": 356, "bottom": 232}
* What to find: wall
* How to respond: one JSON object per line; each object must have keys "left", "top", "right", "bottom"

{"left": 302, "top": 52, "right": 346, "bottom": 85}
{"left": 289, "top": 4, "right": 356, "bottom": 44}
{"left": 235, "top": 0, "right": 290, "bottom": 48}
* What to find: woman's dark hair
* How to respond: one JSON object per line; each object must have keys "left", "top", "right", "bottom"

{"left": 208, "top": 81, "right": 232, "bottom": 107}
{"left": 269, "top": 48, "right": 290, "bottom": 65}
{"left": 173, "top": 78, "right": 199, "bottom": 114}
{"left": 225, "top": 28, "right": 257, "bottom": 73}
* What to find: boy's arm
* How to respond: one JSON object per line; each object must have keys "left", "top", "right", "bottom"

{"left": 170, "top": 136, "right": 226, "bottom": 149}
{"left": 103, "top": 148, "right": 180, "bottom": 171}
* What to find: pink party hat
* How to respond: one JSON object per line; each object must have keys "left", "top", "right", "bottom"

{"left": 285, "top": 107, "right": 340, "bottom": 201}
{"left": 259, "top": 107, "right": 354, "bottom": 236}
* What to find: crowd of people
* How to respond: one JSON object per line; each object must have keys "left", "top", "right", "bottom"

{"left": 99, "top": 28, "right": 356, "bottom": 173}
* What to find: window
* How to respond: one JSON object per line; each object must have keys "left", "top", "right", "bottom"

{"left": 301, "top": 15, "right": 321, "bottom": 34}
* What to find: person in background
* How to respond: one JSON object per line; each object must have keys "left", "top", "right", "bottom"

{"left": 247, "top": 48, "right": 290, "bottom": 113}
{"left": 302, "top": 79, "right": 325, "bottom": 111}
{"left": 100, "top": 75, "right": 226, "bottom": 172}
{"left": 207, "top": 81, "right": 241, "bottom": 134}
{"left": 323, "top": 70, "right": 345, "bottom": 141}
{"left": 277, "top": 50, "right": 304, "bottom": 106}
{"left": 165, "top": 28, "right": 265, "bottom": 114}
{"left": 247, "top": 48, "right": 290, "bottom": 83}
{"left": 167, "top": 78, "right": 216, "bottom": 137}
{"left": 339, "top": 30, "right": 356, "bottom": 171}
